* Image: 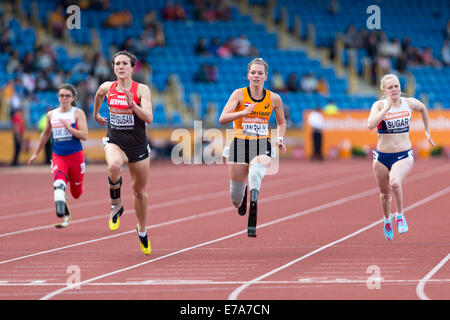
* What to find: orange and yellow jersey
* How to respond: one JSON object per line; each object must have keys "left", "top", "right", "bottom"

{"left": 233, "top": 87, "right": 273, "bottom": 140}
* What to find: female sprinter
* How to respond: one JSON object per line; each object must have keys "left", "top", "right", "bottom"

{"left": 93, "top": 51, "right": 153, "bottom": 255}
{"left": 28, "top": 83, "right": 88, "bottom": 228}
{"left": 368, "top": 73, "right": 435, "bottom": 241}
{"left": 219, "top": 58, "right": 286, "bottom": 237}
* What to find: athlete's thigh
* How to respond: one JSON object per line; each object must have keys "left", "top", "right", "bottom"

{"left": 104, "top": 142, "right": 128, "bottom": 166}
{"left": 372, "top": 159, "right": 390, "bottom": 193}
{"left": 229, "top": 163, "right": 249, "bottom": 182}
{"left": 52, "top": 155, "right": 70, "bottom": 181}
{"left": 249, "top": 154, "right": 271, "bottom": 167}
{"left": 128, "top": 157, "right": 150, "bottom": 191}
{"left": 390, "top": 157, "right": 413, "bottom": 183}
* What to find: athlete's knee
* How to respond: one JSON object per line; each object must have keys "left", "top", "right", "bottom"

{"left": 389, "top": 178, "right": 401, "bottom": 192}
{"left": 379, "top": 192, "right": 392, "bottom": 203}
{"left": 71, "top": 187, "right": 82, "bottom": 199}
{"left": 107, "top": 161, "right": 122, "bottom": 177}
{"left": 133, "top": 188, "right": 147, "bottom": 201}
{"left": 230, "top": 180, "right": 246, "bottom": 208}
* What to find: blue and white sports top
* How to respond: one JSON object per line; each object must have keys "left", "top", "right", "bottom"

{"left": 50, "top": 107, "right": 83, "bottom": 156}
{"left": 377, "top": 97, "right": 412, "bottom": 134}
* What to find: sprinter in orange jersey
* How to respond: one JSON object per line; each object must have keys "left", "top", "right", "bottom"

{"left": 368, "top": 73, "right": 435, "bottom": 241}
{"left": 219, "top": 58, "right": 287, "bottom": 237}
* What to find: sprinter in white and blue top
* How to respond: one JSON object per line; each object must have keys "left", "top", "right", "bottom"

{"left": 368, "top": 74, "right": 435, "bottom": 242}
{"left": 28, "top": 84, "right": 88, "bottom": 228}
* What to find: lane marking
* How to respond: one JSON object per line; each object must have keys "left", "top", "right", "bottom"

{"left": 416, "top": 254, "right": 450, "bottom": 300}
{"left": 0, "top": 172, "right": 370, "bottom": 263}
{"left": 39, "top": 168, "right": 450, "bottom": 300}
{"left": 228, "top": 186, "right": 450, "bottom": 300}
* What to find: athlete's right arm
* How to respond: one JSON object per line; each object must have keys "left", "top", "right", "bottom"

{"left": 219, "top": 89, "right": 255, "bottom": 125}
{"left": 93, "top": 82, "right": 113, "bottom": 126}
{"left": 28, "top": 111, "right": 52, "bottom": 165}
{"left": 367, "top": 100, "right": 390, "bottom": 130}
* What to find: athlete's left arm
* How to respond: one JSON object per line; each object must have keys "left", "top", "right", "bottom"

{"left": 62, "top": 109, "right": 88, "bottom": 141}
{"left": 272, "top": 93, "right": 287, "bottom": 153}
{"left": 126, "top": 84, "right": 153, "bottom": 124}
{"left": 407, "top": 97, "right": 435, "bottom": 146}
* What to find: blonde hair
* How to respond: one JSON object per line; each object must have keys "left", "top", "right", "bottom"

{"left": 379, "top": 73, "right": 400, "bottom": 91}
{"left": 248, "top": 57, "right": 268, "bottom": 74}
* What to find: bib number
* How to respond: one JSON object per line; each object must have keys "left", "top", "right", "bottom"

{"left": 242, "top": 123, "right": 268, "bottom": 136}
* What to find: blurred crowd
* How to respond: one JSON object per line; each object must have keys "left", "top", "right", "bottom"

{"left": 337, "top": 22, "right": 450, "bottom": 84}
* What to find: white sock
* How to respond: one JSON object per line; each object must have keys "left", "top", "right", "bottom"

{"left": 137, "top": 225, "right": 146, "bottom": 237}
{"left": 384, "top": 214, "right": 392, "bottom": 223}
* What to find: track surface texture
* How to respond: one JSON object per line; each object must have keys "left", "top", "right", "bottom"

{"left": 0, "top": 158, "right": 449, "bottom": 301}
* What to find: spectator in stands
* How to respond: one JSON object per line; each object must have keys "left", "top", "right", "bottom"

{"left": 163, "top": 1, "right": 178, "bottom": 20}
{"left": 442, "top": 40, "right": 450, "bottom": 66}
{"left": 195, "top": 38, "right": 211, "bottom": 56}
{"left": 286, "top": 72, "right": 300, "bottom": 92}
{"left": 316, "top": 77, "right": 329, "bottom": 97}
{"left": 6, "top": 50, "right": 20, "bottom": 73}
{"left": 444, "top": 20, "right": 450, "bottom": 40}
{"left": 300, "top": 72, "right": 318, "bottom": 93}
{"left": 49, "top": 4, "right": 65, "bottom": 39}
{"left": 327, "top": 0, "right": 340, "bottom": 15}
{"left": 194, "top": 64, "right": 208, "bottom": 82}
{"left": 421, "top": 47, "right": 441, "bottom": 67}
{"left": 270, "top": 71, "right": 286, "bottom": 92}
{"left": 217, "top": 38, "right": 233, "bottom": 59}
{"left": 208, "top": 37, "right": 221, "bottom": 55}
{"left": 232, "top": 35, "right": 258, "bottom": 57}
{"left": 104, "top": 10, "right": 132, "bottom": 28}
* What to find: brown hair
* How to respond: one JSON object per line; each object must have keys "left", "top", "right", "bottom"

{"left": 248, "top": 57, "right": 268, "bottom": 74}
{"left": 111, "top": 50, "right": 137, "bottom": 68}
{"left": 58, "top": 83, "right": 77, "bottom": 106}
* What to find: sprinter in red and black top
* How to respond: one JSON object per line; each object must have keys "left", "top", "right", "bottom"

{"left": 93, "top": 51, "right": 153, "bottom": 255}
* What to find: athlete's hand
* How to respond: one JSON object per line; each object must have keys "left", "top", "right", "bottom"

{"left": 94, "top": 113, "right": 107, "bottom": 126}
{"left": 28, "top": 154, "right": 38, "bottom": 166}
{"left": 59, "top": 119, "right": 71, "bottom": 130}
{"left": 124, "top": 89, "right": 134, "bottom": 108}
{"left": 277, "top": 140, "right": 286, "bottom": 153}
{"left": 425, "top": 132, "right": 436, "bottom": 147}
{"left": 242, "top": 102, "right": 256, "bottom": 116}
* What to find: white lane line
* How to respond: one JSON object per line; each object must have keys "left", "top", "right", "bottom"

{"left": 0, "top": 164, "right": 352, "bottom": 221}
{"left": 39, "top": 170, "right": 450, "bottom": 300}
{"left": 228, "top": 186, "right": 450, "bottom": 300}
{"left": 0, "top": 171, "right": 370, "bottom": 264}
{"left": 416, "top": 254, "right": 450, "bottom": 300}
{"left": 1, "top": 279, "right": 449, "bottom": 286}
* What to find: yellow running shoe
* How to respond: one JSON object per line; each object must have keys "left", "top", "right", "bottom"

{"left": 136, "top": 226, "right": 151, "bottom": 255}
{"left": 109, "top": 205, "right": 123, "bottom": 231}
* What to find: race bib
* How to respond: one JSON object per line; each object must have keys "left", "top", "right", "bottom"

{"left": 110, "top": 112, "right": 134, "bottom": 128}
{"left": 52, "top": 126, "right": 72, "bottom": 142}
{"left": 242, "top": 123, "right": 268, "bottom": 136}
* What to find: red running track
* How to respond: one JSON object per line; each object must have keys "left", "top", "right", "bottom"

{"left": 0, "top": 158, "right": 449, "bottom": 300}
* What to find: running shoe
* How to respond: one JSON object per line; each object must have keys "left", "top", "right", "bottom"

{"left": 55, "top": 203, "right": 71, "bottom": 228}
{"left": 383, "top": 219, "right": 394, "bottom": 241}
{"left": 248, "top": 189, "right": 258, "bottom": 237}
{"left": 238, "top": 186, "right": 247, "bottom": 216}
{"left": 109, "top": 205, "right": 123, "bottom": 231}
{"left": 136, "top": 226, "right": 151, "bottom": 255}
{"left": 396, "top": 213, "right": 409, "bottom": 234}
